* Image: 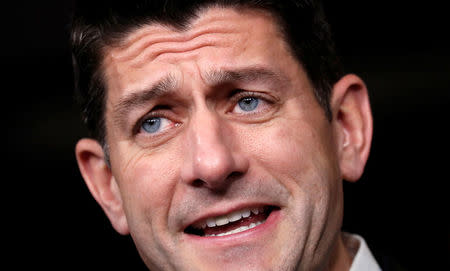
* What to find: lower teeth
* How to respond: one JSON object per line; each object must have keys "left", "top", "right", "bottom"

{"left": 205, "top": 220, "right": 264, "bottom": 237}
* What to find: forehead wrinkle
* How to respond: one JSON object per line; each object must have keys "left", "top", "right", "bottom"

{"left": 130, "top": 33, "right": 233, "bottom": 68}
{"left": 110, "top": 15, "right": 238, "bottom": 64}
{"left": 111, "top": 74, "right": 178, "bottom": 127}
{"left": 107, "top": 7, "right": 283, "bottom": 67}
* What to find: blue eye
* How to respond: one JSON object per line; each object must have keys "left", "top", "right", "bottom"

{"left": 238, "top": 97, "right": 259, "bottom": 112}
{"left": 142, "top": 117, "right": 162, "bottom": 133}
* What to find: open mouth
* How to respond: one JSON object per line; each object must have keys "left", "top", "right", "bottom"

{"left": 184, "top": 206, "right": 279, "bottom": 237}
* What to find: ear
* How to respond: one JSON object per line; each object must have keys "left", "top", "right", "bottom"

{"left": 331, "top": 74, "right": 373, "bottom": 182}
{"left": 75, "top": 138, "right": 129, "bottom": 235}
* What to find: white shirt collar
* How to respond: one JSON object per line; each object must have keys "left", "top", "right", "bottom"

{"left": 348, "top": 234, "right": 382, "bottom": 271}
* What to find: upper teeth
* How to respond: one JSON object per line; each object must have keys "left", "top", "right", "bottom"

{"left": 199, "top": 207, "right": 263, "bottom": 229}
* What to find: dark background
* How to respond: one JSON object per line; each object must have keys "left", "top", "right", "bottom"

{"left": 4, "top": 1, "right": 449, "bottom": 270}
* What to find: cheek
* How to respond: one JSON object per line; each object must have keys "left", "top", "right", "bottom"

{"left": 244, "top": 113, "right": 340, "bottom": 202}
{"left": 114, "top": 144, "right": 180, "bottom": 231}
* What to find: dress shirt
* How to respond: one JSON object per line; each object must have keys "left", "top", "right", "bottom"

{"left": 348, "top": 233, "right": 382, "bottom": 271}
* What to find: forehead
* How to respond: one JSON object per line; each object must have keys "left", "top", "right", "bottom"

{"left": 101, "top": 7, "right": 293, "bottom": 101}
{"left": 105, "top": 7, "right": 284, "bottom": 60}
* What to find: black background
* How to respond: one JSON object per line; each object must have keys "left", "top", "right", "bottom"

{"left": 4, "top": 1, "right": 449, "bottom": 270}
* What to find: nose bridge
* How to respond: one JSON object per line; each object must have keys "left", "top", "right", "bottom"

{"left": 181, "top": 105, "right": 238, "bottom": 188}
{"left": 193, "top": 108, "right": 225, "bottom": 156}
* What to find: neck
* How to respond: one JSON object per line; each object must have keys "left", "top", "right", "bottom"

{"left": 326, "top": 233, "right": 356, "bottom": 271}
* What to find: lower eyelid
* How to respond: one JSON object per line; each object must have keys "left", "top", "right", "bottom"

{"left": 232, "top": 97, "right": 271, "bottom": 113}
{"left": 141, "top": 117, "right": 171, "bottom": 134}
{"left": 135, "top": 109, "right": 174, "bottom": 132}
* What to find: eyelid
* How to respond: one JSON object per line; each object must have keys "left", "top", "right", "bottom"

{"left": 229, "top": 90, "right": 276, "bottom": 111}
{"left": 232, "top": 88, "right": 277, "bottom": 100}
{"left": 133, "top": 108, "right": 174, "bottom": 136}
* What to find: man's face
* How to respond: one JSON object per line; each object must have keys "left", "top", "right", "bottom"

{"left": 102, "top": 8, "right": 344, "bottom": 271}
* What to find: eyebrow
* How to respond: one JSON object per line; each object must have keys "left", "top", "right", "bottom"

{"left": 204, "top": 66, "right": 287, "bottom": 87}
{"left": 112, "top": 74, "right": 177, "bottom": 125}
{"left": 111, "top": 66, "right": 287, "bottom": 126}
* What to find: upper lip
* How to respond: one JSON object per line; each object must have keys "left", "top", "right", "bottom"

{"left": 181, "top": 201, "right": 279, "bottom": 232}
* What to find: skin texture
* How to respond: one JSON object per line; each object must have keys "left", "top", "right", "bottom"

{"left": 76, "top": 7, "right": 373, "bottom": 271}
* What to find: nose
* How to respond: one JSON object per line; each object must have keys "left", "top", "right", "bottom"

{"left": 180, "top": 108, "right": 248, "bottom": 191}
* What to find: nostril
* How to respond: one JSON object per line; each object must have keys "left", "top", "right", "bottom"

{"left": 227, "top": 171, "right": 243, "bottom": 180}
{"left": 192, "top": 179, "right": 205, "bottom": 187}
{"left": 190, "top": 172, "right": 243, "bottom": 189}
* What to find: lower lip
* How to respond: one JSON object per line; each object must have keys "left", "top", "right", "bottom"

{"left": 184, "top": 208, "right": 281, "bottom": 246}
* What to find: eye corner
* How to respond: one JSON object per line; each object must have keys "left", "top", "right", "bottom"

{"left": 135, "top": 111, "right": 183, "bottom": 138}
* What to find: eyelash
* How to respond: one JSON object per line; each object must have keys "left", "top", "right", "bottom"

{"left": 133, "top": 109, "right": 175, "bottom": 136}
{"left": 228, "top": 90, "right": 274, "bottom": 113}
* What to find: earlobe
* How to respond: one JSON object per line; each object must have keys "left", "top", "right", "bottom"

{"left": 75, "top": 138, "right": 130, "bottom": 235}
{"left": 331, "top": 74, "right": 373, "bottom": 182}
